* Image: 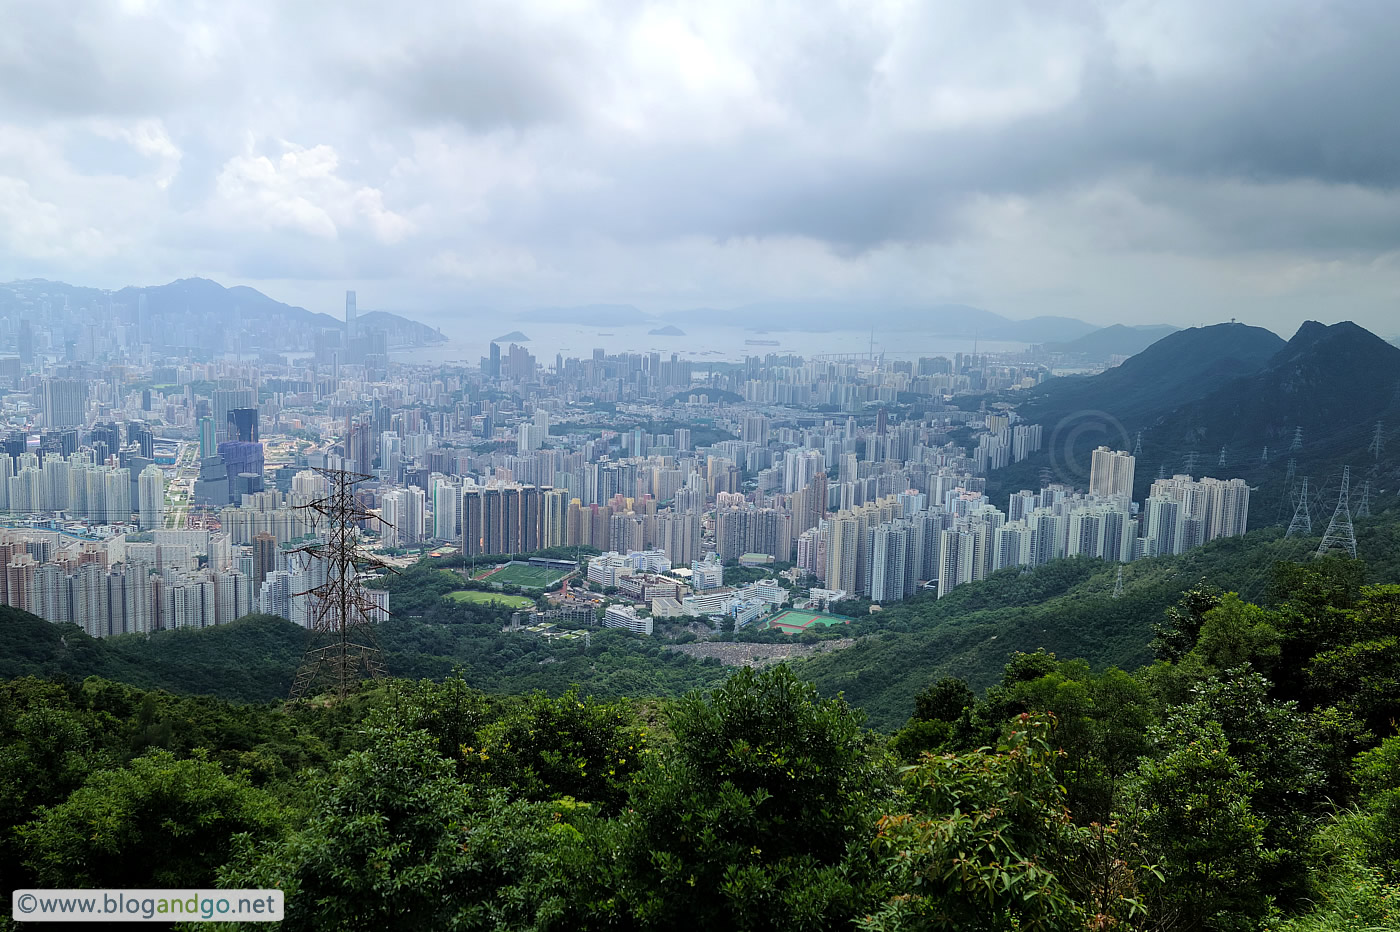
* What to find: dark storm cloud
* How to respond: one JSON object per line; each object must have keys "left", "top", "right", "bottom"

{"left": 7, "top": 0, "right": 1400, "bottom": 332}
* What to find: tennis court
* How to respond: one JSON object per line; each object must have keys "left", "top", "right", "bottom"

{"left": 764, "top": 609, "right": 852, "bottom": 634}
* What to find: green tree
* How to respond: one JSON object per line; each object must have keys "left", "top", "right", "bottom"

{"left": 613, "top": 665, "right": 893, "bottom": 930}
{"left": 1128, "top": 720, "right": 1269, "bottom": 930}
{"left": 864, "top": 714, "right": 1090, "bottom": 932}
{"left": 18, "top": 750, "right": 280, "bottom": 888}
{"left": 226, "top": 727, "right": 579, "bottom": 931}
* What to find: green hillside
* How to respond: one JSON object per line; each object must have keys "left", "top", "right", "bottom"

{"left": 799, "top": 512, "right": 1400, "bottom": 730}
{"left": 4, "top": 553, "right": 1400, "bottom": 930}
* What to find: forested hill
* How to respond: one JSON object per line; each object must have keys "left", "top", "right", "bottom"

{"left": 1016, "top": 321, "right": 1286, "bottom": 429}
{"left": 4, "top": 554, "right": 1400, "bottom": 929}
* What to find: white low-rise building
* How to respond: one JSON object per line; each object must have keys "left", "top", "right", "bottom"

{"left": 602, "top": 603, "right": 653, "bottom": 635}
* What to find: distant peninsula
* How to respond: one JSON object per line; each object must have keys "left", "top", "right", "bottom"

{"left": 492, "top": 331, "right": 530, "bottom": 343}
{"left": 648, "top": 324, "right": 686, "bottom": 336}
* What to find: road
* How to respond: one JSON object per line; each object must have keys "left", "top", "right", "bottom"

{"left": 164, "top": 441, "right": 200, "bottom": 529}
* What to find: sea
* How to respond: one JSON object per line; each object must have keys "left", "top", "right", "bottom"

{"left": 389, "top": 317, "right": 1028, "bottom": 368}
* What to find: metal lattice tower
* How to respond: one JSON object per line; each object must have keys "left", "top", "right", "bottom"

{"left": 1157, "top": 463, "right": 1167, "bottom": 480}
{"left": 1290, "top": 426, "right": 1304, "bottom": 452}
{"left": 1285, "top": 457, "right": 1297, "bottom": 484}
{"left": 1184, "top": 450, "right": 1198, "bottom": 474}
{"left": 1261, "top": 446, "right": 1270, "bottom": 465}
{"left": 1132, "top": 431, "right": 1142, "bottom": 457}
{"left": 1316, "top": 466, "right": 1357, "bottom": 559}
{"left": 1357, "top": 481, "right": 1371, "bottom": 518}
{"left": 1112, "top": 565, "right": 1124, "bottom": 599}
{"left": 1218, "top": 446, "right": 1228, "bottom": 468}
{"left": 1285, "top": 477, "right": 1311, "bottom": 538}
{"left": 1370, "top": 421, "right": 1385, "bottom": 460}
{"left": 289, "top": 467, "right": 393, "bottom": 701}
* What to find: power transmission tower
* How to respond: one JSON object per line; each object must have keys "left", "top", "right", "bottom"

{"left": 1370, "top": 421, "right": 1385, "bottom": 460}
{"left": 1316, "top": 466, "right": 1357, "bottom": 559}
{"left": 1218, "top": 446, "right": 1228, "bottom": 468}
{"left": 1261, "top": 446, "right": 1269, "bottom": 465}
{"left": 1290, "top": 426, "right": 1304, "bottom": 452}
{"left": 1132, "top": 431, "right": 1142, "bottom": 457}
{"left": 1285, "top": 457, "right": 1296, "bottom": 484}
{"left": 1112, "top": 565, "right": 1124, "bottom": 599}
{"left": 289, "top": 467, "right": 393, "bottom": 701}
{"left": 1157, "top": 463, "right": 1167, "bottom": 480}
{"left": 1357, "top": 481, "right": 1371, "bottom": 518}
{"left": 1184, "top": 450, "right": 1198, "bottom": 474}
{"left": 1285, "top": 477, "right": 1311, "bottom": 538}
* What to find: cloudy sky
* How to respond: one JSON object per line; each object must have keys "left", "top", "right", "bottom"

{"left": 3, "top": 0, "right": 1400, "bottom": 333}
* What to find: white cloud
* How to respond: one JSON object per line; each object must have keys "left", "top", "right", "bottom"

{"left": 211, "top": 142, "right": 413, "bottom": 243}
{"left": 3, "top": 0, "right": 1400, "bottom": 336}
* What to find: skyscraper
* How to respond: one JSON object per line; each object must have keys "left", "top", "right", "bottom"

{"left": 138, "top": 465, "right": 165, "bottom": 530}
{"left": 42, "top": 379, "right": 87, "bottom": 429}
{"left": 253, "top": 533, "right": 278, "bottom": 588}
{"left": 227, "top": 407, "right": 259, "bottom": 443}
{"left": 1089, "top": 446, "right": 1136, "bottom": 501}
{"left": 345, "top": 290, "right": 358, "bottom": 339}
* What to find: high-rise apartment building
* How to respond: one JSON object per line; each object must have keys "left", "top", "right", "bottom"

{"left": 42, "top": 379, "right": 87, "bottom": 429}
{"left": 1089, "top": 446, "right": 1136, "bottom": 501}
{"left": 138, "top": 464, "right": 165, "bottom": 530}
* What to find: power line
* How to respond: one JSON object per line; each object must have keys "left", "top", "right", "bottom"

{"left": 1286, "top": 476, "right": 1312, "bottom": 538}
{"left": 1316, "top": 466, "right": 1357, "bottom": 559}
{"left": 289, "top": 466, "right": 393, "bottom": 701}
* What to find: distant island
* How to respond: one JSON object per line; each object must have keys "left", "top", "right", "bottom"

{"left": 648, "top": 324, "right": 686, "bottom": 336}
{"left": 492, "top": 331, "right": 530, "bottom": 343}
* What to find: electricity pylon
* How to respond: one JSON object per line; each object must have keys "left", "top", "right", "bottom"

{"left": 1261, "top": 446, "right": 1270, "bottom": 465}
{"left": 1285, "top": 477, "right": 1311, "bottom": 538}
{"left": 1218, "top": 446, "right": 1228, "bottom": 468}
{"left": 1285, "top": 457, "right": 1297, "bottom": 484}
{"left": 1291, "top": 426, "right": 1304, "bottom": 452}
{"left": 1184, "top": 450, "right": 1198, "bottom": 474}
{"left": 1132, "top": 431, "right": 1142, "bottom": 457}
{"left": 1316, "top": 466, "right": 1357, "bottom": 559}
{"left": 289, "top": 467, "right": 393, "bottom": 701}
{"left": 1112, "top": 565, "right": 1124, "bottom": 599}
{"left": 1357, "top": 481, "right": 1371, "bottom": 518}
{"left": 1370, "top": 421, "right": 1385, "bottom": 460}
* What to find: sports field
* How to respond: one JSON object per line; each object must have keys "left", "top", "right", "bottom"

{"left": 445, "top": 590, "right": 537, "bottom": 609}
{"left": 765, "top": 609, "right": 852, "bottom": 634}
{"left": 478, "top": 561, "right": 574, "bottom": 589}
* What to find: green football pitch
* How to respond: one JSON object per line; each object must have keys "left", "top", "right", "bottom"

{"left": 481, "top": 562, "right": 574, "bottom": 589}
{"left": 764, "top": 609, "right": 852, "bottom": 633}
{"left": 444, "top": 590, "right": 537, "bottom": 609}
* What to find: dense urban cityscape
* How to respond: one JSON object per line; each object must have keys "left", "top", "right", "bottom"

{"left": 0, "top": 283, "right": 1254, "bottom": 643}
{"left": 9, "top": 4, "right": 1400, "bottom": 929}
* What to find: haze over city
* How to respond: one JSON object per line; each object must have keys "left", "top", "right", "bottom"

{"left": 6, "top": 1, "right": 1400, "bottom": 336}
{"left": 7, "top": 4, "right": 1400, "bottom": 931}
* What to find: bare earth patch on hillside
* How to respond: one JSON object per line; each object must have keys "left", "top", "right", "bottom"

{"left": 664, "top": 639, "right": 855, "bottom": 667}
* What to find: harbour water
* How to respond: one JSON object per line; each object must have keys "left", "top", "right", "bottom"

{"left": 390, "top": 317, "right": 1027, "bottom": 367}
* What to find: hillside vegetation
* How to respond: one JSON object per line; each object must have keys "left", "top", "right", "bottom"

{"left": 3, "top": 553, "right": 1400, "bottom": 930}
